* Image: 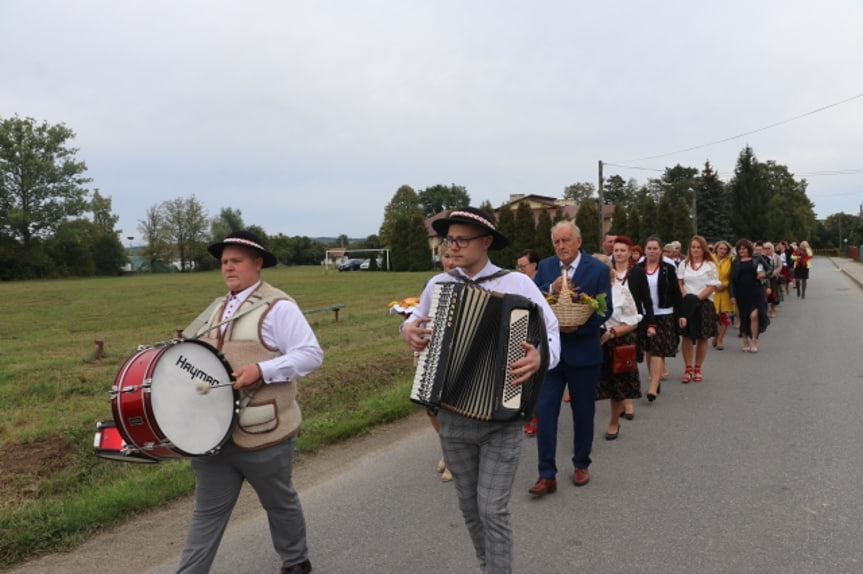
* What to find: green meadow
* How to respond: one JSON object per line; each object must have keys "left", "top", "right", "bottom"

{"left": 0, "top": 266, "right": 434, "bottom": 568}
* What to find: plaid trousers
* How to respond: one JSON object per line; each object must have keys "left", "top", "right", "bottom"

{"left": 437, "top": 409, "right": 523, "bottom": 574}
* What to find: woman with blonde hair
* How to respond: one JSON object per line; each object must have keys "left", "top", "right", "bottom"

{"left": 712, "top": 240, "right": 734, "bottom": 350}
{"left": 677, "top": 235, "right": 721, "bottom": 382}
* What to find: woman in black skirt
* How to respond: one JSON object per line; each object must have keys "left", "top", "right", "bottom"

{"left": 677, "top": 235, "right": 721, "bottom": 383}
{"left": 636, "top": 236, "right": 682, "bottom": 400}
{"left": 595, "top": 249, "right": 642, "bottom": 440}
{"left": 611, "top": 236, "right": 652, "bottom": 419}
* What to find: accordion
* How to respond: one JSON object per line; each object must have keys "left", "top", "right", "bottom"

{"left": 410, "top": 282, "right": 549, "bottom": 422}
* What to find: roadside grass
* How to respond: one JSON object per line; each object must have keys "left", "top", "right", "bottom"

{"left": 0, "top": 266, "right": 432, "bottom": 569}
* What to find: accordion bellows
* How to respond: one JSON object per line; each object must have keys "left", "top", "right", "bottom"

{"left": 410, "top": 282, "right": 549, "bottom": 422}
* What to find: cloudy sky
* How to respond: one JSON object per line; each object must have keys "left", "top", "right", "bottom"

{"left": 3, "top": 1, "right": 862, "bottom": 240}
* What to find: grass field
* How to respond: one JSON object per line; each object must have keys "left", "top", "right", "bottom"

{"left": 0, "top": 266, "right": 435, "bottom": 569}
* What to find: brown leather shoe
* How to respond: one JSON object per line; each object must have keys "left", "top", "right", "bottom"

{"left": 573, "top": 467, "right": 590, "bottom": 486}
{"left": 528, "top": 477, "right": 557, "bottom": 496}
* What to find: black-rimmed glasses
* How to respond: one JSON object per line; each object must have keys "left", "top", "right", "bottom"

{"left": 444, "top": 235, "right": 488, "bottom": 248}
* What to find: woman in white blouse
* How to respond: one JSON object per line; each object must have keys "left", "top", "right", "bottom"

{"left": 677, "top": 235, "right": 722, "bottom": 383}
{"left": 594, "top": 253, "right": 642, "bottom": 440}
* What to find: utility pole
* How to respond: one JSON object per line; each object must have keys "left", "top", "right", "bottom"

{"left": 598, "top": 160, "right": 605, "bottom": 247}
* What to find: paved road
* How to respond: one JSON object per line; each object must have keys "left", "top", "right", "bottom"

{"left": 12, "top": 257, "right": 863, "bottom": 573}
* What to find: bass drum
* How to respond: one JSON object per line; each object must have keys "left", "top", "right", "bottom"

{"left": 111, "top": 339, "right": 238, "bottom": 460}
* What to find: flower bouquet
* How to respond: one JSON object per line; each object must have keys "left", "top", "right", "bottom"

{"left": 546, "top": 270, "right": 608, "bottom": 327}
{"left": 388, "top": 296, "right": 420, "bottom": 317}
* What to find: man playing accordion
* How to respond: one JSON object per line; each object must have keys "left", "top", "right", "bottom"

{"left": 401, "top": 207, "right": 559, "bottom": 574}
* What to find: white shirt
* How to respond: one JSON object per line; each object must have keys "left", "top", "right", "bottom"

{"left": 677, "top": 259, "right": 721, "bottom": 300}
{"left": 645, "top": 269, "right": 674, "bottom": 316}
{"left": 404, "top": 260, "right": 560, "bottom": 370}
{"left": 607, "top": 280, "right": 643, "bottom": 328}
{"left": 224, "top": 281, "right": 324, "bottom": 384}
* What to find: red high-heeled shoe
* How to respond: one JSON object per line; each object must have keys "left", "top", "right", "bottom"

{"left": 681, "top": 366, "right": 694, "bottom": 383}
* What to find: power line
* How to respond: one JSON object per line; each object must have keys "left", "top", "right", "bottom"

{"left": 611, "top": 92, "right": 863, "bottom": 165}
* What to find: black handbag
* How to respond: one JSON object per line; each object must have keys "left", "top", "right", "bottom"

{"left": 612, "top": 342, "right": 637, "bottom": 375}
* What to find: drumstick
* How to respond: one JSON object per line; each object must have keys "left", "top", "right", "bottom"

{"left": 196, "top": 382, "right": 234, "bottom": 395}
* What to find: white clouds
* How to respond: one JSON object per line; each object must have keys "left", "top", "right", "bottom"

{"left": 2, "top": 0, "right": 862, "bottom": 239}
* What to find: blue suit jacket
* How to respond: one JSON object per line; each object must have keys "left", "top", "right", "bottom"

{"left": 535, "top": 250, "right": 612, "bottom": 367}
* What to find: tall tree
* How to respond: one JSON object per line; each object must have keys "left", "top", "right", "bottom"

{"left": 389, "top": 216, "right": 412, "bottom": 271}
{"left": 479, "top": 200, "right": 496, "bottom": 219}
{"left": 406, "top": 212, "right": 433, "bottom": 271}
{"left": 210, "top": 207, "right": 245, "bottom": 242}
{"left": 513, "top": 200, "right": 536, "bottom": 253}
{"left": 696, "top": 161, "right": 730, "bottom": 242}
{"left": 728, "top": 146, "right": 770, "bottom": 240}
{"left": 490, "top": 204, "right": 517, "bottom": 268}
{"left": 47, "top": 219, "right": 98, "bottom": 276}
{"left": 160, "top": 195, "right": 208, "bottom": 271}
{"left": 639, "top": 196, "right": 659, "bottom": 243}
{"left": 563, "top": 182, "right": 595, "bottom": 204}
{"left": 418, "top": 184, "right": 470, "bottom": 218}
{"left": 627, "top": 204, "right": 643, "bottom": 246}
{"left": 656, "top": 193, "right": 674, "bottom": 245}
{"left": 0, "top": 115, "right": 92, "bottom": 255}
{"left": 138, "top": 204, "right": 170, "bottom": 270}
{"left": 380, "top": 185, "right": 422, "bottom": 247}
{"left": 575, "top": 200, "right": 600, "bottom": 254}
{"left": 610, "top": 202, "right": 628, "bottom": 235}
{"left": 761, "top": 161, "right": 816, "bottom": 242}
{"left": 671, "top": 197, "right": 695, "bottom": 246}
{"left": 92, "top": 231, "right": 128, "bottom": 275}
{"left": 89, "top": 189, "right": 119, "bottom": 235}
{"left": 603, "top": 175, "right": 632, "bottom": 206}
{"left": 533, "top": 205, "right": 554, "bottom": 258}
{"left": 660, "top": 164, "right": 700, "bottom": 207}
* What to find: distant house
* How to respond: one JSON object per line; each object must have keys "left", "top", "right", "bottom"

{"left": 423, "top": 194, "right": 615, "bottom": 257}
{"left": 322, "top": 248, "right": 347, "bottom": 265}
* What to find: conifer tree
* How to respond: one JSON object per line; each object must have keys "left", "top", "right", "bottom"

{"left": 697, "top": 161, "right": 731, "bottom": 242}
{"left": 672, "top": 197, "right": 695, "bottom": 246}
{"left": 611, "top": 202, "right": 628, "bottom": 236}
{"left": 534, "top": 206, "right": 554, "bottom": 258}
{"left": 575, "top": 200, "right": 600, "bottom": 254}
{"left": 513, "top": 200, "right": 537, "bottom": 252}
{"left": 491, "top": 205, "right": 517, "bottom": 268}
{"left": 640, "top": 196, "right": 659, "bottom": 242}
{"left": 656, "top": 193, "right": 674, "bottom": 244}
{"left": 628, "top": 204, "right": 643, "bottom": 246}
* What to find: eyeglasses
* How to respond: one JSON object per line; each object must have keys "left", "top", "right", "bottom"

{"left": 444, "top": 235, "right": 488, "bottom": 248}
{"left": 516, "top": 263, "right": 535, "bottom": 270}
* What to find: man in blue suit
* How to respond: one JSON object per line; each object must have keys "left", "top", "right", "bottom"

{"left": 528, "top": 220, "right": 612, "bottom": 495}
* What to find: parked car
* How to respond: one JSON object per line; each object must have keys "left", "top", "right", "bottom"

{"left": 338, "top": 258, "right": 363, "bottom": 271}
{"left": 359, "top": 257, "right": 383, "bottom": 270}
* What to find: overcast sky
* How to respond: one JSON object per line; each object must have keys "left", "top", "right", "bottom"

{"left": 3, "top": 1, "right": 862, "bottom": 241}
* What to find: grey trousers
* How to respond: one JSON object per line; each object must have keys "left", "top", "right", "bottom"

{"left": 176, "top": 437, "right": 307, "bottom": 574}
{"left": 437, "top": 409, "right": 523, "bottom": 574}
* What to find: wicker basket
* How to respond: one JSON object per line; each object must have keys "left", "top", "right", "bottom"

{"left": 550, "top": 268, "right": 595, "bottom": 327}
{"left": 551, "top": 296, "right": 595, "bottom": 327}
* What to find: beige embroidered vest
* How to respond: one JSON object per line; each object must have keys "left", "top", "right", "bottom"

{"left": 200, "top": 282, "right": 302, "bottom": 451}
